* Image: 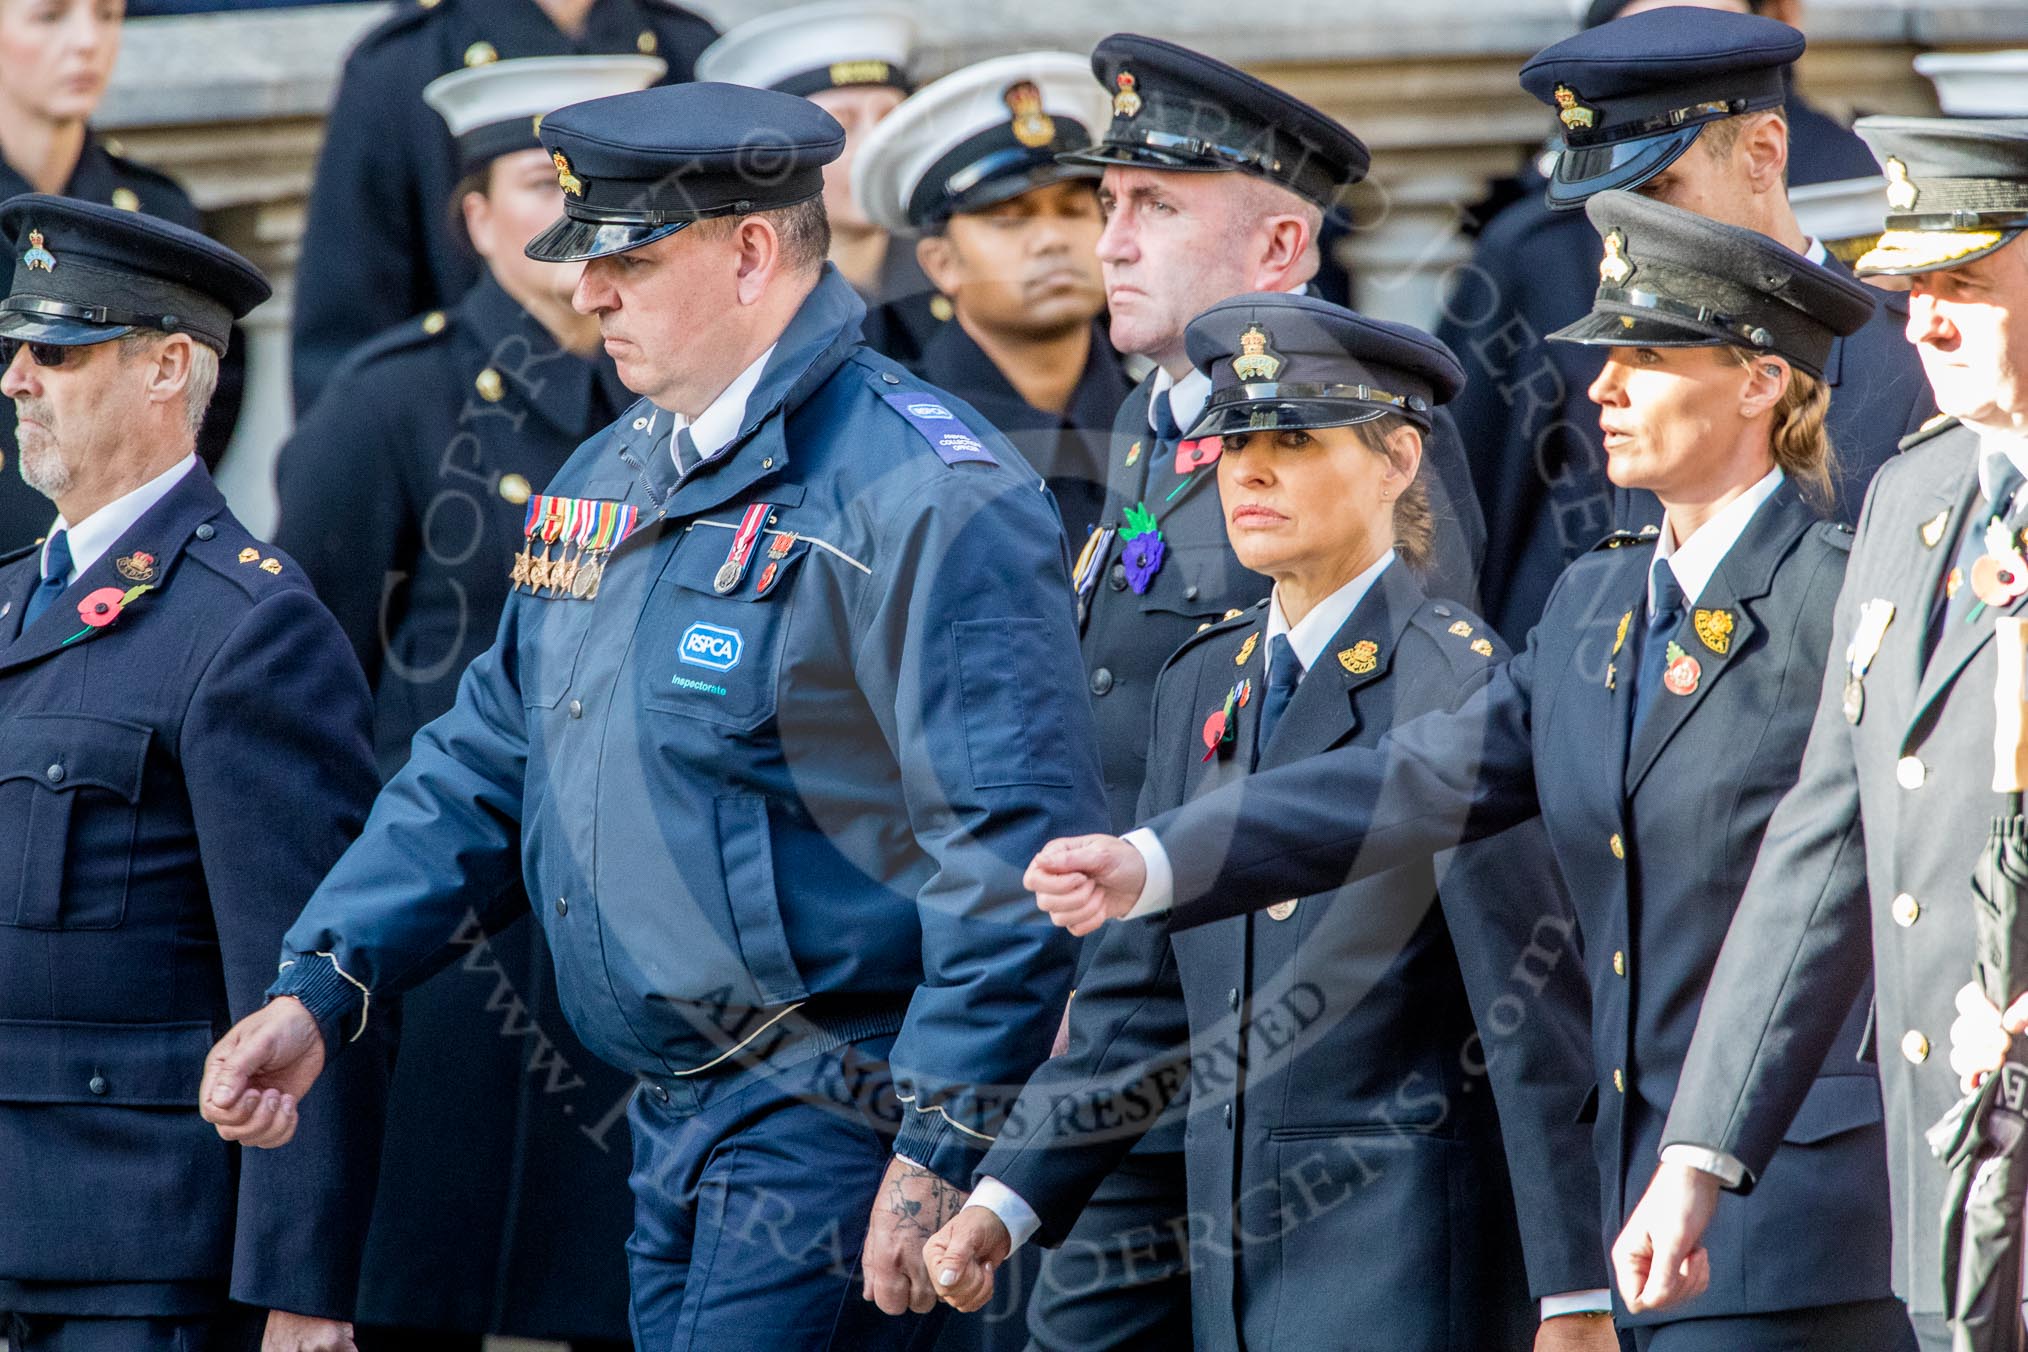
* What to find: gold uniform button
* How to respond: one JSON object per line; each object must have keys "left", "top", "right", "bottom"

{"left": 1892, "top": 893, "right": 1920, "bottom": 927}
{"left": 1901, "top": 1030, "right": 1930, "bottom": 1064}
{"left": 421, "top": 310, "right": 447, "bottom": 335}
{"left": 1266, "top": 900, "right": 1298, "bottom": 922}
{"left": 464, "top": 40, "right": 498, "bottom": 67}
{"left": 1612, "top": 1069, "right": 1625, "bottom": 1094}
{"left": 1608, "top": 833, "right": 1624, "bottom": 860}
{"left": 110, "top": 187, "right": 139, "bottom": 212}
{"left": 418, "top": 0, "right": 439, "bottom": 8}
{"left": 637, "top": 29, "right": 658, "bottom": 54}
{"left": 929, "top": 294, "right": 954, "bottom": 322}
{"left": 1896, "top": 756, "right": 1927, "bottom": 790}
{"left": 1612, "top": 950, "right": 1626, "bottom": 977}
{"left": 498, "top": 473, "right": 532, "bottom": 505}
{"left": 475, "top": 368, "right": 505, "bottom": 402}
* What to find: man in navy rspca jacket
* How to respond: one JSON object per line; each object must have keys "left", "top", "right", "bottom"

{"left": 0, "top": 196, "right": 386, "bottom": 1351}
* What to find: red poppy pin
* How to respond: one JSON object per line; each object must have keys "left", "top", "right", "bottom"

{"left": 1174, "top": 437, "right": 1222, "bottom": 475}
{"left": 65, "top": 584, "right": 152, "bottom": 644}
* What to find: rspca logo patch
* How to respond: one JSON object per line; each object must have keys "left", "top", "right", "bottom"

{"left": 679, "top": 622, "right": 743, "bottom": 672}
{"left": 907, "top": 402, "right": 953, "bottom": 419}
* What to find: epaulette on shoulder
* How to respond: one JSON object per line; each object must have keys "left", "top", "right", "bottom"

{"left": 1409, "top": 600, "right": 1503, "bottom": 670}
{"left": 1589, "top": 523, "right": 1661, "bottom": 554}
{"left": 856, "top": 363, "right": 1002, "bottom": 469}
{"left": 341, "top": 309, "right": 455, "bottom": 373}
{"left": 1899, "top": 413, "right": 1961, "bottom": 453}
{"left": 1174, "top": 601, "right": 1267, "bottom": 655}
{"left": 1813, "top": 520, "right": 1856, "bottom": 554}
{"left": 186, "top": 519, "right": 300, "bottom": 599}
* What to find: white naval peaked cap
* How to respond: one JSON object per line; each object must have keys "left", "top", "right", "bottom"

{"left": 852, "top": 51, "right": 1110, "bottom": 238}
{"left": 1790, "top": 176, "right": 1889, "bottom": 247}
{"left": 424, "top": 54, "right": 667, "bottom": 170}
{"left": 1913, "top": 51, "right": 2028, "bottom": 117}
{"left": 694, "top": 2, "right": 917, "bottom": 97}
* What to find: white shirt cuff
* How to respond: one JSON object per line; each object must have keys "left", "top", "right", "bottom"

{"left": 1660, "top": 1143, "right": 1748, "bottom": 1188}
{"left": 1541, "top": 1290, "right": 1613, "bottom": 1318}
{"left": 965, "top": 1177, "right": 1041, "bottom": 1252}
{"left": 1122, "top": 828, "right": 1174, "bottom": 919}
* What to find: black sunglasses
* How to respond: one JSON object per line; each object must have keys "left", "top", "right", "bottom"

{"left": 0, "top": 337, "right": 73, "bottom": 368}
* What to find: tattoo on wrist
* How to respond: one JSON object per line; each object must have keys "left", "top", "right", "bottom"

{"left": 885, "top": 1161, "right": 963, "bottom": 1241}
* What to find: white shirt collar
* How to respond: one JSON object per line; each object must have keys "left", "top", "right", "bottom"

{"left": 1803, "top": 237, "right": 1828, "bottom": 266}
{"left": 44, "top": 454, "right": 197, "bottom": 581}
{"left": 1147, "top": 364, "right": 1211, "bottom": 441}
{"left": 1652, "top": 465, "right": 1784, "bottom": 610}
{"left": 1266, "top": 549, "right": 1398, "bottom": 680}
{"left": 667, "top": 343, "right": 777, "bottom": 469}
{"left": 1976, "top": 427, "right": 2028, "bottom": 507}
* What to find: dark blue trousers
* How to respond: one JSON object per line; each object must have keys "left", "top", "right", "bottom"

{"left": 624, "top": 1033, "right": 946, "bottom": 1352}
{"left": 1625, "top": 1297, "right": 1917, "bottom": 1352}
{"left": 1022, "top": 1150, "right": 1192, "bottom": 1352}
{"left": 4, "top": 1308, "right": 260, "bottom": 1352}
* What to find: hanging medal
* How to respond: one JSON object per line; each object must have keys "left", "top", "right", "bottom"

{"left": 511, "top": 497, "right": 540, "bottom": 590}
{"left": 1072, "top": 523, "right": 1115, "bottom": 602}
{"left": 1843, "top": 598, "right": 1894, "bottom": 724}
{"left": 554, "top": 498, "right": 590, "bottom": 597}
{"left": 715, "top": 502, "right": 773, "bottom": 595}
{"left": 1119, "top": 503, "right": 1166, "bottom": 594}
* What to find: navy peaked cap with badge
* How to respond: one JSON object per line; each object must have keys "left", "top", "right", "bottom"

{"left": 1061, "top": 33, "right": 1370, "bottom": 209}
{"left": 1183, "top": 292, "right": 1463, "bottom": 437}
{"left": 694, "top": 1, "right": 916, "bottom": 97}
{"left": 1852, "top": 115, "right": 2028, "bottom": 277}
{"left": 0, "top": 193, "right": 268, "bottom": 353}
{"left": 525, "top": 82, "right": 845, "bottom": 263}
{"left": 423, "top": 54, "right": 667, "bottom": 174}
{"left": 1520, "top": 7, "right": 1803, "bottom": 209}
{"left": 1549, "top": 190, "right": 1875, "bottom": 379}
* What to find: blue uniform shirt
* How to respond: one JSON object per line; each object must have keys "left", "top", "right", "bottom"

{"left": 272, "top": 267, "right": 1107, "bottom": 1184}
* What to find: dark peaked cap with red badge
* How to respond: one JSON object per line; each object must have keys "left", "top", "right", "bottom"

{"left": 0, "top": 193, "right": 268, "bottom": 353}
{"left": 525, "top": 81, "right": 845, "bottom": 264}
{"left": 1549, "top": 190, "right": 1875, "bottom": 380}
{"left": 1060, "top": 33, "right": 1370, "bottom": 210}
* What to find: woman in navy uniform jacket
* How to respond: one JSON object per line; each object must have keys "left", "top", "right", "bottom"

{"left": 274, "top": 56, "right": 662, "bottom": 1352}
{"left": 0, "top": 0, "right": 244, "bottom": 552}
{"left": 1027, "top": 195, "right": 1917, "bottom": 1351}
{"left": 925, "top": 293, "right": 1610, "bottom": 1352}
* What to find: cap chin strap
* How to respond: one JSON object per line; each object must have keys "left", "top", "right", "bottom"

{"left": 1205, "top": 379, "right": 1426, "bottom": 416}
{"left": 1594, "top": 284, "right": 1774, "bottom": 349}
{"left": 3, "top": 294, "right": 190, "bottom": 334}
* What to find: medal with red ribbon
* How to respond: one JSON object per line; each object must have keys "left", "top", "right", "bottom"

{"left": 715, "top": 502, "right": 774, "bottom": 595}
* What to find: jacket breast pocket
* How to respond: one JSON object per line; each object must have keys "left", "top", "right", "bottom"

{"left": 641, "top": 527, "right": 810, "bottom": 732}
{"left": 0, "top": 713, "right": 150, "bottom": 930}
{"left": 1136, "top": 541, "right": 1252, "bottom": 620}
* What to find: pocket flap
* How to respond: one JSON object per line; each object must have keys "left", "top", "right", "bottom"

{"left": 0, "top": 713, "right": 150, "bottom": 801}
{"left": 0, "top": 1019, "right": 212, "bottom": 1105}
{"left": 1781, "top": 1073, "right": 1882, "bottom": 1144}
{"left": 670, "top": 524, "right": 812, "bottom": 601}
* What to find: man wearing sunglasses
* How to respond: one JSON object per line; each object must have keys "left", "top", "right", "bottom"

{"left": 0, "top": 194, "right": 387, "bottom": 1352}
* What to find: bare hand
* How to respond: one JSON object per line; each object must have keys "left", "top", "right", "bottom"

{"left": 861, "top": 1157, "right": 967, "bottom": 1316}
{"left": 923, "top": 1204, "right": 1013, "bottom": 1314}
{"left": 1950, "top": 980, "right": 2028, "bottom": 1092}
{"left": 1023, "top": 835, "right": 1147, "bottom": 936}
{"left": 200, "top": 996, "right": 325, "bottom": 1148}
{"left": 1533, "top": 1313, "right": 1618, "bottom": 1352}
{"left": 1612, "top": 1161, "right": 1719, "bottom": 1312}
{"left": 262, "top": 1311, "right": 356, "bottom": 1352}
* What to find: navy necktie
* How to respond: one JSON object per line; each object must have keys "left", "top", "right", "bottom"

{"left": 1632, "top": 558, "right": 1685, "bottom": 736}
{"left": 1150, "top": 388, "right": 1180, "bottom": 447}
{"left": 1256, "top": 634, "right": 1303, "bottom": 759}
{"left": 22, "top": 529, "right": 70, "bottom": 626}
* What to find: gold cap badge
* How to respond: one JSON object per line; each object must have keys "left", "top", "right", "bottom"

{"left": 1884, "top": 157, "right": 1918, "bottom": 212}
{"left": 23, "top": 229, "right": 55, "bottom": 272}
{"left": 1113, "top": 71, "right": 1142, "bottom": 120}
{"left": 1599, "top": 229, "right": 1634, "bottom": 286}
{"left": 111, "top": 187, "right": 140, "bottom": 212}
{"left": 1554, "top": 84, "right": 1597, "bottom": 132}
{"left": 1004, "top": 80, "right": 1056, "bottom": 149}
{"left": 1231, "top": 323, "right": 1285, "bottom": 382}
{"left": 553, "top": 151, "right": 584, "bottom": 198}
{"left": 829, "top": 60, "right": 891, "bottom": 87}
{"left": 464, "top": 40, "right": 498, "bottom": 68}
